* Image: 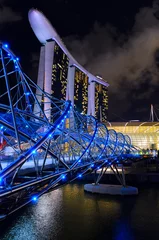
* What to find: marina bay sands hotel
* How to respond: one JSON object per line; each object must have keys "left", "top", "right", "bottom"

{"left": 28, "top": 9, "right": 109, "bottom": 122}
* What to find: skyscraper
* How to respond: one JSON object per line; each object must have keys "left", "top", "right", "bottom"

{"left": 95, "top": 83, "right": 108, "bottom": 122}
{"left": 28, "top": 9, "right": 109, "bottom": 121}
{"left": 51, "top": 43, "right": 69, "bottom": 100}
{"left": 74, "top": 68, "right": 88, "bottom": 114}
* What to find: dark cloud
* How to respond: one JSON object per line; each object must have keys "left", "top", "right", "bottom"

{"left": 64, "top": 0, "right": 159, "bottom": 120}
{"left": 0, "top": 1, "right": 22, "bottom": 25}
{"left": 26, "top": 52, "right": 39, "bottom": 82}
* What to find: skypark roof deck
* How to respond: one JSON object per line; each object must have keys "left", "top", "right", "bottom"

{"left": 28, "top": 9, "right": 109, "bottom": 87}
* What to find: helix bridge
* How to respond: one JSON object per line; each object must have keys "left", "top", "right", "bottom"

{"left": 0, "top": 43, "right": 139, "bottom": 220}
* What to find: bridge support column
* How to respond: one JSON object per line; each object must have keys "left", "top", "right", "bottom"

{"left": 84, "top": 165, "right": 138, "bottom": 195}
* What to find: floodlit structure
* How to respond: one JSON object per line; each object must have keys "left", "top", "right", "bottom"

{"left": 28, "top": 9, "right": 109, "bottom": 122}
{"left": 106, "top": 122, "right": 159, "bottom": 150}
{"left": 0, "top": 42, "right": 137, "bottom": 219}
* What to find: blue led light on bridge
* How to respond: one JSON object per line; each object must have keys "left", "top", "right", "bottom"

{"left": 0, "top": 38, "right": 136, "bottom": 218}
{"left": 4, "top": 44, "right": 8, "bottom": 48}
{"left": 32, "top": 196, "right": 38, "bottom": 202}
{"left": 61, "top": 174, "right": 66, "bottom": 180}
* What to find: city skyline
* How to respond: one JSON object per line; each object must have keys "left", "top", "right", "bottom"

{"left": 29, "top": 9, "right": 109, "bottom": 121}
{"left": 0, "top": 2, "right": 159, "bottom": 239}
{"left": 0, "top": 0, "right": 159, "bottom": 121}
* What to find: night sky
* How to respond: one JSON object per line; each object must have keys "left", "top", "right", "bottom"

{"left": 0, "top": 0, "right": 159, "bottom": 121}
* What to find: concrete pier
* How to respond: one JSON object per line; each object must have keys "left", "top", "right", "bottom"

{"left": 84, "top": 184, "right": 138, "bottom": 195}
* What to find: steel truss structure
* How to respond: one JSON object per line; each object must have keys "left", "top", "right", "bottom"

{"left": 0, "top": 44, "right": 137, "bottom": 220}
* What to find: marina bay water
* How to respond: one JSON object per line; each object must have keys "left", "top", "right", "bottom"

{"left": 0, "top": 182, "right": 159, "bottom": 240}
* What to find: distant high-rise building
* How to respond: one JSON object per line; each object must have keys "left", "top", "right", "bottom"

{"left": 74, "top": 68, "right": 88, "bottom": 114}
{"left": 95, "top": 83, "right": 108, "bottom": 122}
{"left": 51, "top": 43, "right": 69, "bottom": 100}
{"left": 28, "top": 9, "right": 109, "bottom": 121}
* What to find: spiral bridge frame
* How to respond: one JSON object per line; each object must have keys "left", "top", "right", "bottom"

{"left": 0, "top": 44, "right": 137, "bottom": 219}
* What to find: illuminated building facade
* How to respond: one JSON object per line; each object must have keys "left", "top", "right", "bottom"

{"left": 74, "top": 68, "right": 88, "bottom": 114}
{"left": 33, "top": 40, "right": 70, "bottom": 120}
{"left": 95, "top": 83, "right": 108, "bottom": 122}
{"left": 51, "top": 43, "right": 69, "bottom": 100}
{"left": 35, "top": 40, "right": 108, "bottom": 121}
{"left": 29, "top": 9, "right": 109, "bottom": 120}
{"left": 106, "top": 122, "right": 159, "bottom": 150}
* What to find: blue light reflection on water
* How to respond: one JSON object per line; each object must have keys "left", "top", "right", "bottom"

{"left": 114, "top": 218, "right": 134, "bottom": 240}
{"left": 0, "top": 184, "right": 159, "bottom": 240}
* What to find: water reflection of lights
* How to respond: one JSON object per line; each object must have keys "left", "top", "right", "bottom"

{"left": 63, "top": 184, "right": 121, "bottom": 216}
{"left": 114, "top": 218, "right": 134, "bottom": 240}
{"left": 33, "top": 189, "right": 63, "bottom": 236}
{"left": 34, "top": 189, "right": 62, "bottom": 219}
{"left": 1, "top": 189, "right": 63, "bottom": 239}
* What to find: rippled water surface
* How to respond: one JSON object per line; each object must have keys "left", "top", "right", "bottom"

{"left": 0, "top": 183, "right": 159, "bottom": 240}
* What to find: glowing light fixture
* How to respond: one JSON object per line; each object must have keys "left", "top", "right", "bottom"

{"left": 62, "top": 174, "right": 66, "bottom": 179}
{"left": 32, "top": 196, "right": 38, "bottom": 202}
